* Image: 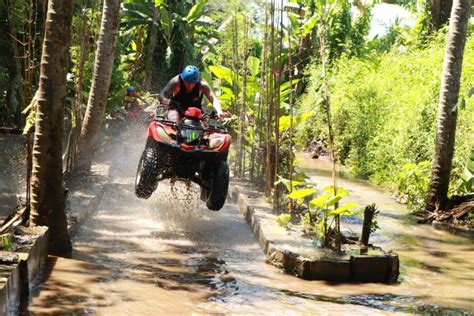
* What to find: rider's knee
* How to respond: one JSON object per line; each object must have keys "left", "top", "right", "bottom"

{"left": 167, "top": 110, "right": 181, "bottom": 121}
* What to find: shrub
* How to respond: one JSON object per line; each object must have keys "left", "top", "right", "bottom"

{"left": 297, "top": 36, "right": 474, "bottom": 194}
{"left": 397, "top": 161, "right": 431, "bottom": 211}
{"left": 275, "top": 213, "right": 292, "bottom": 228}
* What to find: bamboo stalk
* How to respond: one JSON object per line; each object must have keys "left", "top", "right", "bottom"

{"left": 319, "top": 19, "right": 340, "bottom": 249}
{"left": 265, "top": 0, "right": 276, "bottom": 198}
{"left": 64, "top": 0, "right": 96, "bottom": 173}
{"left": 237, "top": 16, "right": 249, "bottom": 178}
{"left": 287, "top": 20, "right": 294, "bottom": 213}
{"left": 256, "top": 2, "right": 269, "bottom": 189}
{"left": 272, "top": 0, "right": 284, "bottom": 210}
{"left": 231, "top": 8, "right": 240, "bottom": 174}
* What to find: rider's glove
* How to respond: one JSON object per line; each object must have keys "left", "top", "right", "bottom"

{"left": 218, "top": 111, "right": 231, "bottom": 121}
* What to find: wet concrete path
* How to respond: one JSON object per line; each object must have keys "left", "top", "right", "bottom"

{"left": 24, "top": 182, "right": 400, "bottom": 314}
{"left": 20, "top": 136, "right": 474, "bottom": 315}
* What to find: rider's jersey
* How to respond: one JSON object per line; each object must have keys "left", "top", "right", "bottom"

{"left": 171, "top": 75, "right": 203, "bottom": 110}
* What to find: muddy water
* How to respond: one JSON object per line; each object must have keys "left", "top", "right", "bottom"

{"left": 297, "top": 153, "right": 474, "bottom": 313}
{"left": 21, "top": 137, "right": 474, "bottom": 314}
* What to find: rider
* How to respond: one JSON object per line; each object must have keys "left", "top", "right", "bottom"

{"left": 124, "top": 86, "right": 150, "bottom": 112}
{"left": 158, "top": 65, "right": 225, "bottom": 121}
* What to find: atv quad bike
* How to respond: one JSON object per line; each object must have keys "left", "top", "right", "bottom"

{"left": 134, "top": 102, "right": 232, "bottom": 211}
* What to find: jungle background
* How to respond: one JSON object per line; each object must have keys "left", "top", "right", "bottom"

{"left": 0, "top": 0, "right": 472, "bottom": 229}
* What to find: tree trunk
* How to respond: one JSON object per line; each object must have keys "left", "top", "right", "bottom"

{"left": 431, "top": 0, "right": 454, "bottom": 31}
{"left": 441, "top": 0, "right": 454, "bottom": 25}
{"left": 152, "top": 33, "right": 170, "bottom": 90}
{"left": 360, "top": 204, "right": 377, "bottom": 246}
{"left": 64, "top": 2, "right": 95, "bottom": 174}
{"left": 5, "top": 0, "right": 26, "bottom": 126}
{"left": 167, "top": 0, "right": 186, "bottom": 75}
{"left": 431, "top": 0, "right": 442, "bottom": 30}
{"left": 77, "top": 0, "right": 122, "bottom": 170}
{"left": 29, "top": 0, "right": 74, "bottom": 256}
{"left": 144, "top": 6, "right": 160, "bottom": 90}
{"left": 426, "top": 0, "right": 471, "bottom": 212}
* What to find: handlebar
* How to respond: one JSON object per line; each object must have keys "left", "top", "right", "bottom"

{"left": 154, "top": 116, "right": 228, "bottom": 133}
{"left": 155, "top": 99, "right": 230, "bottom": 124}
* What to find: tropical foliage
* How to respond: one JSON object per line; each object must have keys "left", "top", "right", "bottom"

{"left": 0, "top": 0, "right": 472, "bottom": 253}
{"left": 297, "top": 35, "right": 474, "bottom": 211}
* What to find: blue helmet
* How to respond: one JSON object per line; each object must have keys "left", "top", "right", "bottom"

{"left": 126, "top": 86, "right": 135, "bottom": 93}
{"left": 181, "top": 65, "right": 200, "bottom": 84}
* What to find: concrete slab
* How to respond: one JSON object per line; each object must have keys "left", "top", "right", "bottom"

{"left": 0, "top": 135, "right": 107, "bottom": 314}
{"left": 229, "top": 183, "right": 399, "bottom": 283}
{"left": 0, "top": 226, "right": 48, "bottom": 314}
{"left": 0, "top": 262, "right": 22, "bottom": 315}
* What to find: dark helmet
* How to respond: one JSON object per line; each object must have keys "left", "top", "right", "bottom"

{"left": 126, "top": 86, "right": 135, "bottom": 93}
{"left": 181, "top": 65, "right": 200, "bottom": 84}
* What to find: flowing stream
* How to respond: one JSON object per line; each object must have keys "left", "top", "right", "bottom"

{"left": 19, "top": 135, "right": 474, "bottom": 315}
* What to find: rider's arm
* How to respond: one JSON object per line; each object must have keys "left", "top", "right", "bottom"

{"left": 201, "top": 80, "right": 224, "bottom": 116}
{"left": 159, "top": 76, "right": 180, "bottom": 107}
{"left": 137, "top": 94, "right": 151, "bottom": 107}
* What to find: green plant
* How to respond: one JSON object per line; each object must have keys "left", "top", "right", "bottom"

{"left": 468, "top": 210, "right": 474, "bottom": 220}
{"left": 0, "top": 235, "right": 14, "bottom": 251}
{"left": 277, "top": 177, "right": 315, "bottom": 220}
{"left": 281, "top": 179, "right": 359, "bottom": 248}
{"left": 370, "top": 208, "right": 380, "bottom": 234}
{"left": 397, "top": 161, "right": 431, "bottom": 211}
{"left": 456, "top": 146, "right": 474, "bottom": 194}
{"left": 275, "top": 174, "right": 308, "bottom": 193}
{"left": 300, "top": 211, "right": 312, "bottom": 227}
{"left": 309, "top": 186, "right": 359, "bottom": 247}
{"left": 275, "top": 213, "right": 292, "bottom": 228}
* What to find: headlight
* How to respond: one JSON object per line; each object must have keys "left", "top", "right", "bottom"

{"left": 156, "top": 125, "right": 171, "bottom": 143}
{"left": 209, "top": 138, "right": 224, "bottom": 149}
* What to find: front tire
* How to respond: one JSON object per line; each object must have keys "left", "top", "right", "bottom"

{"left": 206, "top": 161, "right": 229, "bottom": 211}
{"left": 135, "top": 147, "right": 160, "bottom": 199}
{"left": 200, "top": 187, "right": 209, "bottom": 202}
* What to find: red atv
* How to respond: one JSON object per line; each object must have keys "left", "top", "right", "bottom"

{"left": 134, "top": 102, "right": 232, "bottom": 211}
{"left": 126, "top": 103, "right": 155, "bottom": 124}
{"left": 105, "top": 103, "right": 155, "bottom": 135}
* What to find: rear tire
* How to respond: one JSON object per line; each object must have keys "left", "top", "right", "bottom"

{"left": 135, "top": 147, "right": 160, "bottom": 199}
{"left": 206, "top": 161, "right": 229, "bottom": 211}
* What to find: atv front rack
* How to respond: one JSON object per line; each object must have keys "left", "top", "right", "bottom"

{"left": 154, "top": 116, "right": 228, "bottom": 134}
